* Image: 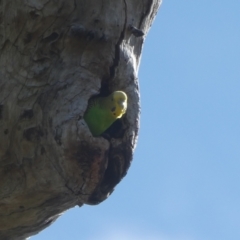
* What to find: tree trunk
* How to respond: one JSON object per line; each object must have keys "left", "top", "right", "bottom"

{"left": 0, "top": 0, "right": 161, "bottom": 239}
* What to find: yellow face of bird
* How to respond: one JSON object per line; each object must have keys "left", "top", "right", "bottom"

{"left": 110, "top": 91, "right": 127, "bottom": 118}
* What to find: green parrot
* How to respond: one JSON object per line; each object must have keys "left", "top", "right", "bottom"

{"left": 83, "top": 91, "right": 128, "bottom": 137}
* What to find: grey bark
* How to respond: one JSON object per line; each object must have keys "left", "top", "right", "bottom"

{"left": 0, "top": 0, "right": 161, "bottom": 239}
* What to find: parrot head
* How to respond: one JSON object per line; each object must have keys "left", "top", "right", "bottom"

{"left": 110, "top": 91, "right": 127, "bottom": 118}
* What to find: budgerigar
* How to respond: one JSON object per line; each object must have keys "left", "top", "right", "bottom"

{"left": 84, "top": 91, "right": 128, "bottom": 136}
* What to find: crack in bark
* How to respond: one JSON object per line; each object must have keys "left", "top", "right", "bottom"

{"left": 109, "top": 0, "right": 128, "bottom": 80}
{"left": 87, "top": 0, "right": 130, "bottom": 205}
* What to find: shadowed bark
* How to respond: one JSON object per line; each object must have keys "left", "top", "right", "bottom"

{"left": 0, "top": 0, "right": 161, "bottom": 239}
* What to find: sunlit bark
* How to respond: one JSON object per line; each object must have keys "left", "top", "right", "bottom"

{"left": 0, "top": 0, "right": 161, "bottom": 239}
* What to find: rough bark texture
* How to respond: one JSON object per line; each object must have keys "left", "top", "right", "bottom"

{"left": 0, "top": 0, "right": 161, "bottom": 239}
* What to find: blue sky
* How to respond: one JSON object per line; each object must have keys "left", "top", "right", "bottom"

{"left": 32, "top": 1, "right": 240, "bottom": 239}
